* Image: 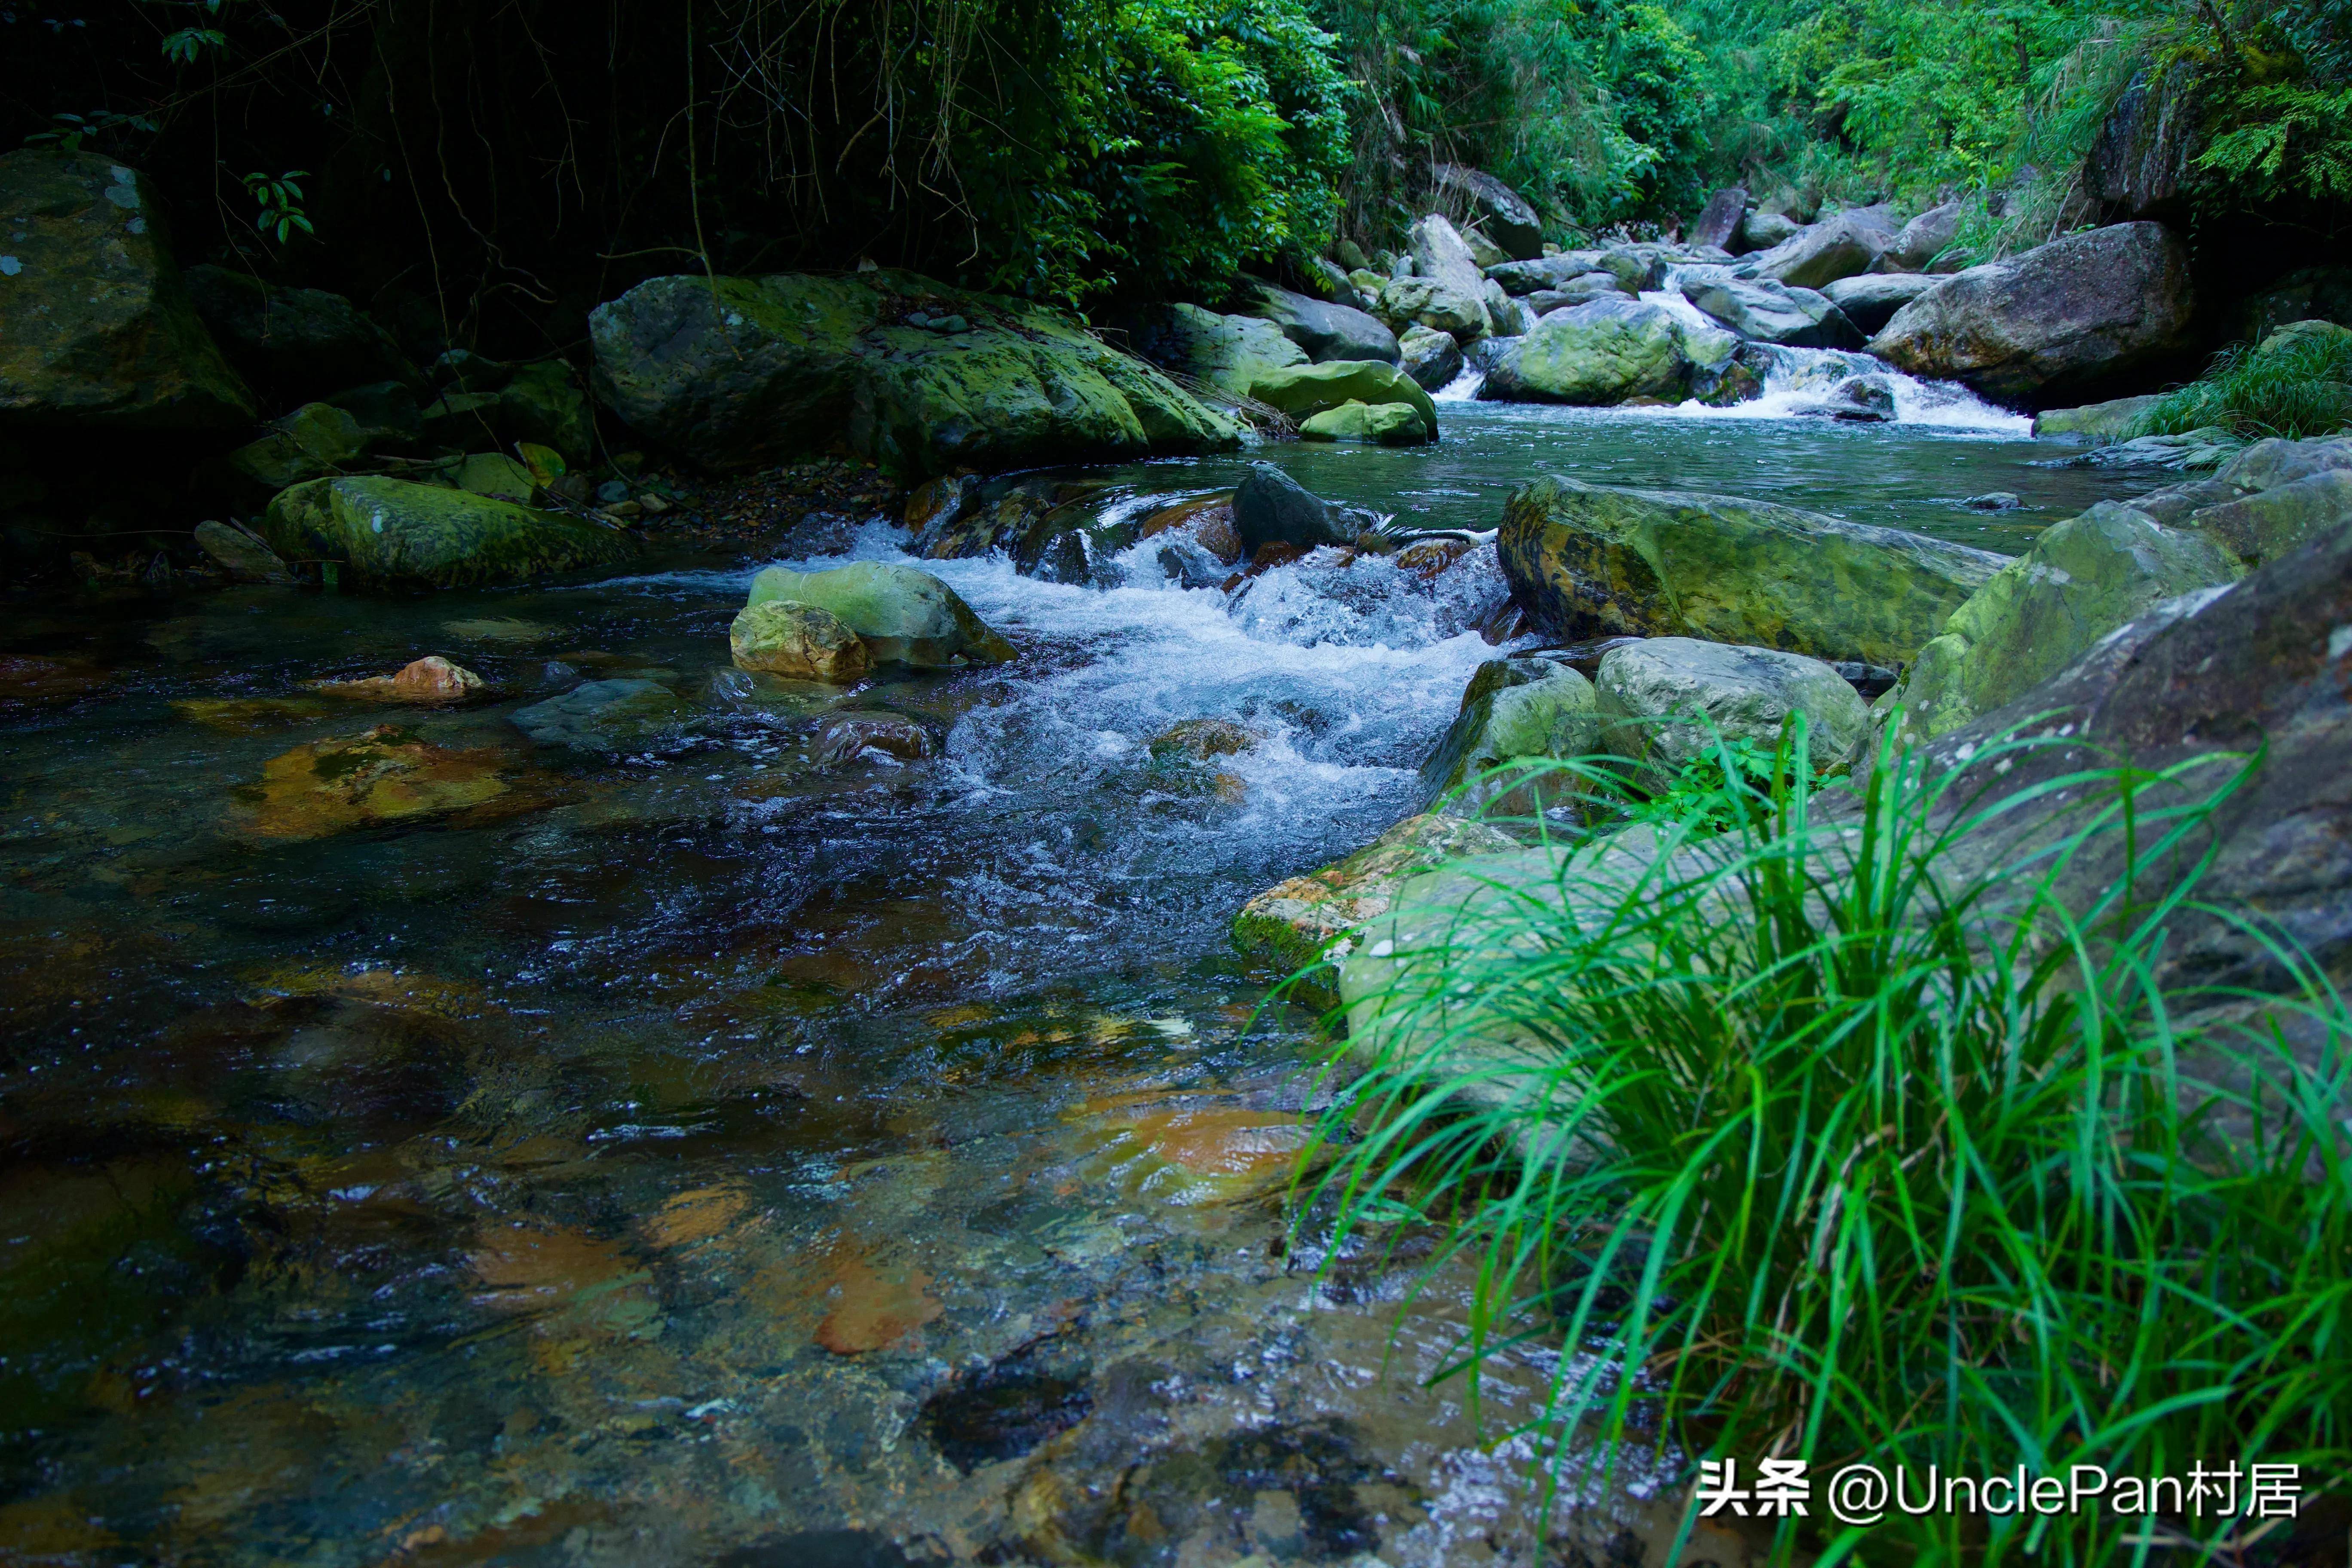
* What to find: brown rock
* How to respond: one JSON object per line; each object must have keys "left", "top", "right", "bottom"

{"left": 729, "top": 600, "right": 873, "bottom": 683}
{"left": 317, "top": 655, "right": 486, "bottom": 704}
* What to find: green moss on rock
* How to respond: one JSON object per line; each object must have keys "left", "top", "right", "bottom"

{"left": 260, "top": 476, "right": 635, "bottom": 587}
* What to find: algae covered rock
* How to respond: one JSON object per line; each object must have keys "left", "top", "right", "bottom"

{"left": 1596, "top": 637, "right": 1868, "bottom": 772}
{"left": 1896, "top": 501, "right": 2240, "bottom": 741}
{"left": 510, "top": 679, "right": 693, "bottom": 753}
{"left": 729, "top": 600, "right": 873, "bottom": 684}
{"left": 1231, "top": 812, "right": 1522, "bottom": 1004}
{"left": 744, "top": 560, "right": 1013, "bottom": 667}
{"left": 1297, "top": 400, "right": 1431, "bottom": 445}
{"left": 1499, "top": 476, "right": 2004, "bottom": 667}
{"left": 1418, "top": 656, "right": 1600, "bottom": 818}
{"left": 590, "top": 270, "right": 1238, "bottom": 476}
{"left": 1130, "top": 303, "right": 1308, "bottom": 399}
{"left": 1484, "top": 299, "right": 1689, "bottom": 404}
{"left": 1243, "top": 280, "right": 1401, "bottom": 363}
{"left": 226, "top": 401, "right": 377, "bottom": 490}
{"left": 2190, "top": 470, "right": 2352, "bottom": 566}
{"left": 235, "top": 725, "right": 514, "bottom": 841}
{"left": 0, "top": 151, "right": 255, "bottom": 427}
{"left": 1246, "top": 360, "right": 1438, "bottom": 432}
{"left": 2032, "top": 394, "right": 2163, "bottom": 443}
{"left": 260, "top": 475, "right": 635, "bottom": 587}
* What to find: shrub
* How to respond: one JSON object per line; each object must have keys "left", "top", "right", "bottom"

{"left": 2133, "top": 326, "right": 2352, "bottom": 440}
{"left": 1301, "top": 721, "right": 2352, "bottom": 1564}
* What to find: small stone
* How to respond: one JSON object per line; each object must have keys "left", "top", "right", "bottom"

{"left": 1963, "top": 491, "right": 2024, "bottom": 511}
{"left": 317, "top": 655, "right": 487, "bottom": 704}
{"left": 596, "top": 479, "right": 632, "bottom": 504}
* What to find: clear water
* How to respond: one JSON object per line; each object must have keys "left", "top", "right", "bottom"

{"left": 0, "top": 406, "right": 2160, "bottom": 1565}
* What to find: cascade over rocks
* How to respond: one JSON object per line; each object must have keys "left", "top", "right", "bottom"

{"left": 1869, "top": 223, "right": 2196, "bottom": 409}
{"left": 1499, "top": 476, "right": 2004, "bottom": 668}
{"left": 0, "top": 151, "right": 255, "bottom": 428}
{"left": 589, "top": 270, "right": 1239, "bottom": 477}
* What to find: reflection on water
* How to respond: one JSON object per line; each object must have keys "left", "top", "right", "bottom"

{"left": 0, "top": 408, "right": 2145, "bottom": 1563}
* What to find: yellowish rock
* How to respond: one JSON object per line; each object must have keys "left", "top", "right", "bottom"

{"left": 729, "top": 600, "right": 872, "bottom": 683}
{"left": 315, "top": 654, "right": 486, "bottom": 704}
{"left": 236, "top": 725, "right": 513, "bottom": 841}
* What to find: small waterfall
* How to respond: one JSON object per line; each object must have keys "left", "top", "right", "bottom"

{"left": 1432, "top": 363, "right": 1486, "bottom": 402}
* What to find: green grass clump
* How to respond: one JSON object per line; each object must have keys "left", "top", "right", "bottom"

{"left": 1302, "top": 723, "right": 2352, "bottom": 1565}
{"left": 2133, "top": 327, "right": 2352, "bottom": 442}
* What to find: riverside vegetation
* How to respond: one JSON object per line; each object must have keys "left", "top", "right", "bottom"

{"left": 3, "top": 0, "right": 2352, "bottom": 1563}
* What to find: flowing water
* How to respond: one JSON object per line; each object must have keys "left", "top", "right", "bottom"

{"left": 0, "top": 404, "right": 2167, "bottom": 1566}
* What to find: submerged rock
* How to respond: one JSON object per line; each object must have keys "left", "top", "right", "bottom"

{"left": 235, "top": 726, "right": 514, "bottom": 840}
{"left": 730, "top": 600, "right": 873, "bottom": 683}
{"left": 1596, "top": 637, "right": 1869, "bottom": 774}
{"left": 0, "top": 151, "right": 255, "bottom": 427}
{"left": 1870, "top": 223, "right": 2195, "bottom": 408}
{"left": 260, "top": 475, "right": 636, "bottom": 587}
{"left": 510, "top": 678, "right": 693, "bottom": 753}
{"left": 1894, "top": 500, "right": 2240, "bottom": 742}
{"left": 744, "top": 560, "right": 1013, "bottom": 667}
{"left": 1500, "top": 476, "right": 2004, "bottom": 667}
{"left": 814, "top": 711, "right": 937, "bottom": 765}
{"left": 590, "top": 270, "right": 1238, "bottom": 476}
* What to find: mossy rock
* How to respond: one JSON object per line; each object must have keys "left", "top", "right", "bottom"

{"left": 260, "top": 475, "right": 635, "bottom": 587}
{"left": 0, "top": 151, "right": 255, "bottom": 427}
{"left": 589, "top": 270, "right": 1239, "bottom": 477}
{"left": 1245, "top": 360, "right": 1438, "bottom": 433}
{"left": 1298, "top": 399, "right": 1431, "bottom": 445}
{"left": 1897, "top": 501, "right": 2242, "bottom": 741}
{"left": 226, "top": 401, "right": 374, "bottom": 490}
{"left": 1499, "top": 299, "right": 1689, "bottom": 404}
{"left": 1419, "top": 656, "right": 1599, "bottom": 818}
{"left": 745, "top": 560, "right": 1013, "bottom": 667}
{"left": 1498, "top": 475, "right": 2005, "bottom": 668}
{"left": 729, "top": 601, "right": 872, "bottom": 684}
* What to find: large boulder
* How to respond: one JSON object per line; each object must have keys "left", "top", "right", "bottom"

{"left": 1894, "top": 501, "right": 2242, "bottom": 741}
{"left": 1596, "top": 637, "right": 1869, "bottom": 774}
{"left": 1525, "top": 273, "right": 1629, "bottom": 316}
{"left": 729, "top": 600, "right": 872, "bottom": 683}
{"left": 744, "top": 560, "right": 1013, "bottom": 667}
{"left": 1880, "top": 202, "right": 1964, "bottom": 273}
{"left": 2190, "top": 469, "right": 2352, "bottom": 565}
{"left": 1485, "top": 254, "right": 1609, "bottom": 296}
{"left": 260, "top": 475, "right": 634, "bottom": 587}
{"left": 590, "top": 270, "right": 1237, "bottom": 475}
{"left": 1869, "top": 223, "right": 2196, "bottom": 409}
{"left": 1480, "top": 299, "right": 1690, "bottom": 404}
{"left": 1419, "top": 656, "right": 1600, "bottom": 816}
{"left": 183, "top": 266, "right": 416, "bottom": 405}
{"left": 1397, "top": 323, "right": 1464, "bottom": 392}
{"left": 1687, "top": 187, "right": 1749, "bottom": 252}
{"left": 1681, "top": 275, "right": 1862, "bottom": 349}
{"left": 1408, "top": 215, "right": 1493, "bottom": 320}
{"left": 1432, "top": 165, "right": 1544, "bottom": 260}
{"left": 1246, "top": 360, "right": 1438, "bottom": 432}
{"left": 1746, "top": 213, "right": 1886, "bottom": 291}
{"left": 1125, "top": 303, "right": 1307, "bottom": 399}
{"left": 1820, "top": 273, "right": 1939, "bottom": 337}
{"left": 1243, "top": 280, "right": 1400, "bottom": 363}
{"left": 0, "top": 151, "right": 254, "bottom": 427}
{"left": 1499, "top": 476, "right": 2005, "bottom": 667}
{"left": 1375, "top": 276, "right": 1488, "bottom": 341}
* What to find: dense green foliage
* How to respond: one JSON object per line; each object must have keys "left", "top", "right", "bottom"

{"left": 1305, "top": 724, "right": 2352, "bottom": 1562}
{"left": 2135, "top": 323, "right": 2352, "bottom": 437}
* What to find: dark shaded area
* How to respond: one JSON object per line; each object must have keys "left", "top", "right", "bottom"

{"left": 916, "top": 1356, "right": 1096, "bottom": 1473}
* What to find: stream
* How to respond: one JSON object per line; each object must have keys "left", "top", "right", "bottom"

{"left": 0, "top": 400, "right": 2164, "bottom": 1566}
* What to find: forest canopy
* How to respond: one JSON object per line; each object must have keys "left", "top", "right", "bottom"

{"left": 5, "top": 0, "right": 2345, "bottom": 341}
